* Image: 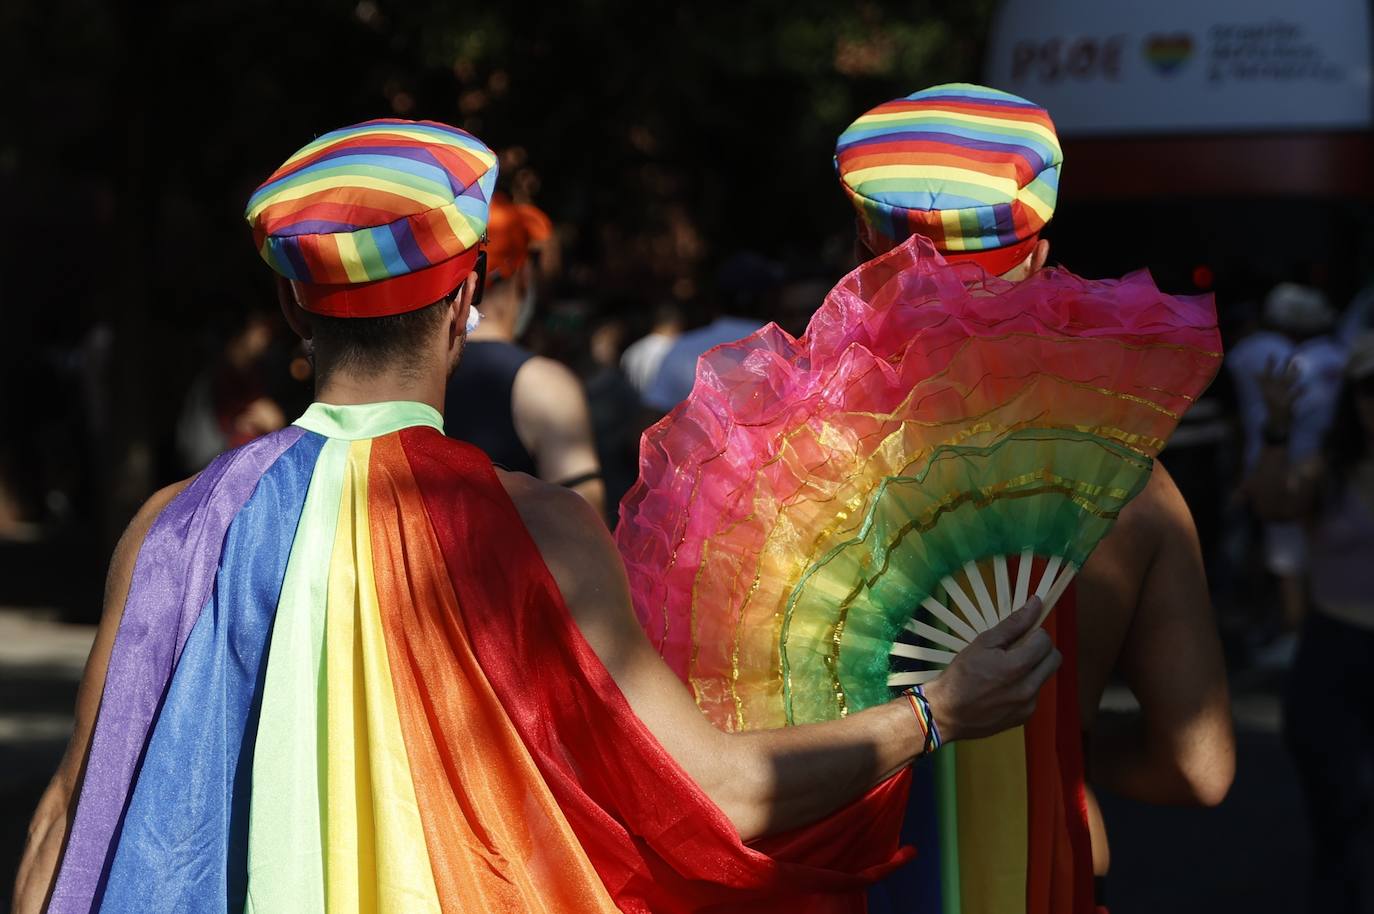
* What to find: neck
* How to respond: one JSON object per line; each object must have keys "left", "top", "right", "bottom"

{"left": 467, "top": 321, "right": 514, "bottom": 343}
{"left": 314, "top": 369, "right": 448, "bottom": 417}
{"left": 467, "top": 283, "right": 521, "bottom": 342}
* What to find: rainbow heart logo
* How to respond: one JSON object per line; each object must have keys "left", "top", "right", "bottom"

{"left": 1144, "top": 33, "right": 1194, "bottom": 75}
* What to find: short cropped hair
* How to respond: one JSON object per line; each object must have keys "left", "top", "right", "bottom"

{"left": 308, "top": 296, "right": 450, "bottom": 385}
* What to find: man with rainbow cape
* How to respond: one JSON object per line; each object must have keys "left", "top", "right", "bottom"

{"left": 832, "top": 84, "right": 1234, "bottom": 914}
{"left": 14, "top": 119, "right": 1062, "bottom": 914}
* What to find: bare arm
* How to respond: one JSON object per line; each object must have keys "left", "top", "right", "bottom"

{"left": 1088, "top": 467, "right": 1234, "bottom": 807}
{"left": 511, "top": 480, "right": 1060, "bottom": 841}
{"left": 12, "top": 480, "right": 191, "bottom": 914}
{"left": 511, "top": 356, "right": 606, "bottom": 517}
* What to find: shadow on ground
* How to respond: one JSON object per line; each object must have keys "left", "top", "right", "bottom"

{"left": 1099, "top": 672, "right": 1310, "bottom": 914}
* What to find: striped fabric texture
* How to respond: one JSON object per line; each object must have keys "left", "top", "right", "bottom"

{"left": 246, "top": 119, "right": 497, "bottom": 288}
{"left": 49, "top": 401, "right": 914, "bottom": 914}
{"left": 835, "top": 84, "right": 1062, "bottom": 257}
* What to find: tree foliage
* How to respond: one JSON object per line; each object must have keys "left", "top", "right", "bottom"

{"left": 0, "top": 0, "right": 994, "bottom": 512}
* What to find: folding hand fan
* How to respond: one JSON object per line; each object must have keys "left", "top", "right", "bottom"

{"left": 616, "top": 235, "right": 1221, "bottom": 732}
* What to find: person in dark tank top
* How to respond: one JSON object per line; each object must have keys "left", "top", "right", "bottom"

{"left": 444, "top": 193, "right": 605, "bottom": 518}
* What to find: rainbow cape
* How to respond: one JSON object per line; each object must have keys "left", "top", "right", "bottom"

{"left": 49, "top": 402, "right": 912, "bottom": 914}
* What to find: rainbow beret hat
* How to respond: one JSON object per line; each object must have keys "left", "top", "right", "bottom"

{"left": 835, "top": 83, "right": 1062, "bottom": 275}
{"left": 246, "top": 118, "right": 498, "bottom": 318}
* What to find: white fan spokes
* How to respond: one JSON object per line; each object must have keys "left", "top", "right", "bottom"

{"left": 919, "top": 595, "right": 978, "bottom": 643}
{"left": 962, "top": 560, "right": 998, "bottom": 630}
{"left": 889, "top": 642, "right": 959, "bottom": 664}
{"left": 1034, "top": 554, "right": 1064, "bottom": 602}
{"left": 888, "top": 669, "right": 944, "bottom": 688}
{"left": 1038, "top": 561, "right": 1077, "bottom": 627}
{"left": 887, "top": 554, "right": 1078, "bottom": 688}
{"left": 939, "top": 574, "right": 986, "bottom": 636}
{"left": 903, "top": 617, "right": 968, "bottom": 652}
{"left": 993, "top": 554, "right": 1011, "bottom": 620}
{"left": 1013, "top": 547, "right": 1033, "bottom": 612}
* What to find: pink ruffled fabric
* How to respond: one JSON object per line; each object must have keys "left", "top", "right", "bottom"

{"left": 616, "top": 235, "right": 1221, "bottom": 731}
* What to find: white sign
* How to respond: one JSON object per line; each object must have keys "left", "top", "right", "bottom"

{"left": 984, "top": 0, "right": 1373, "bottom": 135}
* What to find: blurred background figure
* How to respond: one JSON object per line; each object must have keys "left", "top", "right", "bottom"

{"left": 1249, "top": 333, "right": 1374, "bottom": 913}
{"left": 444, "top": 192, "right": 606, "bottom": 517}
{"left": 642, "top": 252, "right": 785, "bottom": 414}
{"left": 1340, "top": 279, "right": 1374, "bottom": 346}
{"left": 585, "top": 314, "right": 644, "bottom": 525}
{"left": 175, "top": 310, "right": 287, "bottom": 473}
{"left": 620, "top": 302, "right": 683, "bottom": 398}
{"left": 1228, "top": 282, "right": 1346, "bottom": 663}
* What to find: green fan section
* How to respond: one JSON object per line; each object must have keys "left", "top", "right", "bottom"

{"left": 779, "top": 428, "right": 1151, "bottom": 724}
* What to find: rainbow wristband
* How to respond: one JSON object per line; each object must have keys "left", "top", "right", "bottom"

{"left": 903, "top": 685, "right": 943, "bottom": 754}
{"left": 904, "top": 689, "right": 930, "bottom": 746}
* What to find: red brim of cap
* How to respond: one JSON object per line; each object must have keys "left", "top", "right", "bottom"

{"left": 292, "top": 246, "right": 481, "bottom": 318}
{"left": 940, "top": 234, "right": 1039, "bottom": 277}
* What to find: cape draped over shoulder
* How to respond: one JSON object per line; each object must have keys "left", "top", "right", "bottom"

{"left": 50, "top": 401, "right": 911, "bottom": 914}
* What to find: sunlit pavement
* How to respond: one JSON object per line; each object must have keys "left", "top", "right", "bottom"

{"left": 0, "top": 610, "right": 1310, "bottom": 913}
{"left": 0, "top": 608, "right": 90, "bottom": 912}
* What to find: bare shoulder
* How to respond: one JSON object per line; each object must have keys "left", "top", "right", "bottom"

{"left": 498, "top": 468, "right": 617, "bottom": 581}
{"left": 1103, "top": 460, "right": 1183, "bottom": 547}
{"left": 516, "top": 354, "right": 582, "bottom": 390}
{"left": 139, "top": 477, "right": 196, "bottom": 530}
{"left": 496, "top": 466, "right": 642, "bottom": 665}
{"left": 110, "top": 478, "right": 196, "bottom": 585}
{"left": 1084, "top": 462, "right": 1192, "bottom": 579}
{"left": 97, "top": 476, "right": 198, "bottom": 642}
{"left": 498, "top": 468, "right": 587, "bottom": 538}
{"left": 512, "top": 356, "right": 589, "bottom": 415}
{"left": 1130, "top": 460, "right": 1194, "bottom": 535}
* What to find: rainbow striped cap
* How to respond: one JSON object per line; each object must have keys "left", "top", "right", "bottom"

{"left": 835, "top": 83, "right": 1061, "bottom": 275}
{"left": 246, "top": 119, "right": 498, "bottom": 318}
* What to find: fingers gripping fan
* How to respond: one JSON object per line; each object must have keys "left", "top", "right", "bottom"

{"left": 616, "top": 235, "right": 1221, "bottom": 731}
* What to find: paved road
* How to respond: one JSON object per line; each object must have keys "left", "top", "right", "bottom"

{"left": 1, "top": 608, "right": 88, "bottom": 913}
{"left": 0, "top": 608, "right": 1311, "bottom": 913}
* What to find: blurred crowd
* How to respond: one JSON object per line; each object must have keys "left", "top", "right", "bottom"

{"left": 3, "top": 222, "right": 1373, "bottom": 616}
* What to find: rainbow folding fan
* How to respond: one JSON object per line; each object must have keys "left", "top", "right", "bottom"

{"left": 616, "top": 235, "right": 1221, "bottom": 733}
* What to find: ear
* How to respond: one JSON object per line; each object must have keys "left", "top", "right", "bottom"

{"left": 1028, "top": 238, "right": 1051, "bottom": 275}
{"left": 447, "top": 270, "right": 479, "bottom": 355}
{"left": 277, "top": 276, "right": 313, "bottom": 340}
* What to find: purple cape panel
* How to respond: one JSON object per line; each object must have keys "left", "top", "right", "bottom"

{"left": 48, "top": 427, "right": 304, "bottom": 914}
